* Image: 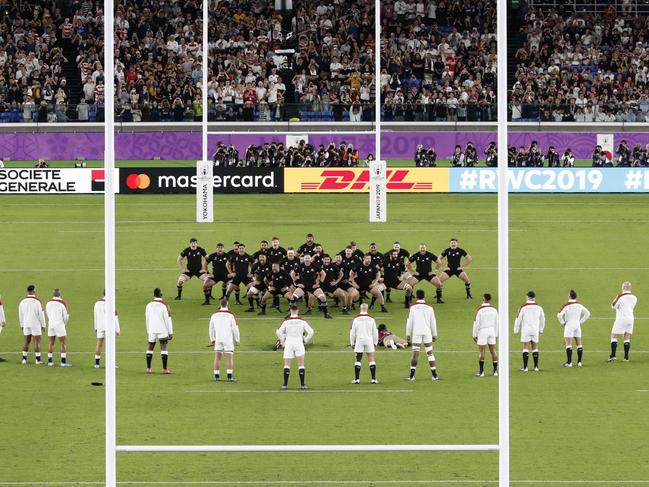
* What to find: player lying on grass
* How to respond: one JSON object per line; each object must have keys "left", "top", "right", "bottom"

{"left": 377, "top": 324, "right": 408, "bottom": 349}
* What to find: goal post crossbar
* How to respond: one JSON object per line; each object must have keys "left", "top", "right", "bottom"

{"left": 117, "top": 445, "right": 499, "bottom": 453}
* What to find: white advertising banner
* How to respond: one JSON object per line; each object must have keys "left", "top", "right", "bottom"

{"left": 369, "top": 159, "right": 387, "bottom": 222}
{"left": 196, "top": 161, "right": 214, "bottom": 223}
{"left": 0, "top": 168, "right": 116, "bottom": 194}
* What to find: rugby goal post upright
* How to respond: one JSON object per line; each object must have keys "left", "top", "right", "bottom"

{"left": 105, "top": 0, "right": 511, "bottom": 485}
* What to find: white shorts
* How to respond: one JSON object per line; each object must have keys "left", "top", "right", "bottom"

{"left": 563, "top": 323, "right": 582, "bottom": 338}
{"left": 520, "top": 331, "right": 539, "bottom": 343}
{"left": 22, "top": 326, "right": 42, "bottom": 337}
{"left": 353, "top": 340, "right": 376, "bottom": 353}
{"left": 47, "top": 325, "right": 67, "bottom": 338}
{"left": 412, "top": 332, "right": 433, "bottom": 345}
{"left": 283, "top": 340, "right": 305, "bottom": 359}
{"left": 476, "top": 329, "right": 496, "bottom": 346}
{"left": 148, "top": 332, "right": 169, "bottom": 343}
{"left": 214, "top": 340, "right": 234, "bottom": 353}
{"left": 374, "top": 283, "right": 386, "bottom": 292}
{"left": 612, "top": 320, "right": 634, "bottom": 335}
{"left": 96, "top": 330, "right": 106, "bottom": 339}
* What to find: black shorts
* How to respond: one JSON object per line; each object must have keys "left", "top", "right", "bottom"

{"left": 268, "top": 287, "right": 289, "bottom": 297}
{"left": 385, "top": 278, "right": 402, "bottom": 290}
{"left": 211, "top": 272, "right": 229, "bottom": 283}
{"left": 415, "top": 273, "right": 437, "bottom": 282}
{"left": 443, "top": 268, "right": 463, "bottom": 278}
{"left": 338, "top": 281, "right": 353, "bottom": 291}
{"left": 321, "top": 284, "right": 339, "bottom": 294}
{"left": 231, "top": 275, "right": 251, "bottom": 286}
{"left": 184, "top": 270, "right": 207, "bottom": 279}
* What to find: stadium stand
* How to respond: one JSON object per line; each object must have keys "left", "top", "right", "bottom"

{"left": 207, "top": 0, "right": 376, "bottom": 122}
{"left": 380, "top": 0, "right": 497, "bottom": 121}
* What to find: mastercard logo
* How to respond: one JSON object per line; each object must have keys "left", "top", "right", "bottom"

{"left": 126, "top": 173, "right": 151, "bottom": 190}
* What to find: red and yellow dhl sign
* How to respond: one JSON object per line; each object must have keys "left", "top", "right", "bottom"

{"left": 284, "top": 168, "right": 449, "bottom": 193}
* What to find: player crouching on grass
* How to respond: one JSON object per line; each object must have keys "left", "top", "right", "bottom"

{"left": 350, "top": 303, "right": 379, "bottom": 384}
{"left": 472, "top": 293, "right": 498, "bottom": 377}
{"left": 145, "top": 288, "right": 173, "bottom": 375}
{"left": 405, "top": 290, "right": 439, "bottom": 381}
{"left": 557, "top": 290, "right": 590, "bottom": 367}
{"left": 208, "top": 299, "right": 240, "bottom": 382}
{"left": 513, "top": 291, "right": 545, "bottom": 372}
{"left": 276, "top": 305, "right": 314, "bottom": 390}
{"left": 289, "top": 254, "right": 332, "bottom": 319}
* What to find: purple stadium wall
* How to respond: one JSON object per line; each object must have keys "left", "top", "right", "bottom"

{"left": 0, "top": 131, "right": 647, "bottom": 161}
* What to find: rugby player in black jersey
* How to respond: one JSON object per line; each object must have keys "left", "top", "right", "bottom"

{"left": 246, "top": 253, "right": 272, "bottom": 312}
{"left": 382, "top": 249, "right": 414, "bottom": 308}
{"left": 367, "top": 242, "right": 385, "bottom": 270}
{"left": 225, "top": 241, "right": 241, "bottom": 301}
{"left": 267, "top": 237, "right": 287, "bottom": 264}
{"left": 408, "top": 243, "right": 444, "bottom": 303}
{"left": 175, "top": 238, "right": 209, "bottom": 300}
{"left": 439, "top": 238, "right": 473, "bottom": 298}
{"left": 383, "top": 242, "right": 410, "bottom": 303}
{"left": 252, "top": 240, "right": 269, "bottom": 263}
{"left": 259, "top": 262, "right": 293, "bottom": 315}
{"left": 350, "top": 254, "right": 387, "bottom": 312}
{"left": 289, "top": 254, "right": 332, "bottom": 318}
{"left": 320, "top": 254, "right": 350, "bottom": 314}
{"left": 297, "top": 233, "right": 319, "bottom": 256}
{"left": 203, "top": 243, "right": 230, "bottom": 305}
{"left": 225, "top": 243, "right": 253, "bottom": 305}
{"left": 335, "top": 252, "right": 360, "bottom": 310}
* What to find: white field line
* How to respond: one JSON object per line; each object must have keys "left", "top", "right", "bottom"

{"left": 2, "top": 267, "right": 649, "bottom": 272}
{"left": 2, "top": 480, "right": 649, "bottom": 485}
{"left": 185, "top": 389, "right": 414, "bottom": 394}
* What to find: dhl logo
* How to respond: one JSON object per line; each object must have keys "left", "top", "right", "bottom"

{"left": 298, "top": 169, "right": 435, "bottom": 191}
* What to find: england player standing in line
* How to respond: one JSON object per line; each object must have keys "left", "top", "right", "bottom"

{"left": 608, "top": 281, "right": 637, "bottom": 362}
{"left": 438, "top": 238, "right": 473, "bottom": 299}
{"left": 276, "top": 305, "right": 314, "bottom": 390}
{"left": 93, "top": 292, "right": 121, "bottom": 368}
{"left": 557, "top": 290, "right": 590, "bottom": 367}
{"left": 350, "top": 303, "right": 379, "bottom": 384}
{"left": 175, "top": 238, "right": 209, "bottom": 302}
{"left": 145, "top": 288, "right": 173, "bottom": 374}
{"left": 18, "top": 285, "right": 46, "bottom": 364}
{"left": 514, "top": 291, "right": 546, "bottom": 372}
{"left": 45, "top": 289, "right": 71, "bottom": 367}
{"left": 472, "top": 293, "right": 498, "bottom": 377}
{"left": 405, "top": 290, "right": 439, "bottom": 381}
{"left": 208, "top": 299, "right": 240, "bottom": 382}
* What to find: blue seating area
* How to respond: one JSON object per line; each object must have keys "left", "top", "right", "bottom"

{"left": 298, "top": 111, "right": 335, "bottom": 122}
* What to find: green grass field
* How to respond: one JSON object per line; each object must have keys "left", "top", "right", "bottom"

{"left": 0, "top": 193, "right": 647, "bottom": 486}
{"left": 4, "top": 159, "right": 595, "bottom": 168}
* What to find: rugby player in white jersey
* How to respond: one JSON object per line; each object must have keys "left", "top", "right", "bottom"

{"left": 45, "top": 289, "right": 71, "bottom": 366}
{"left": 405, "top": 289, "right": 439, "bottom": 381}
{"left": 18, "top": 285, "right": 46, "bottom": 364}
{"left": 472, "top": 293, "right": 499, "bottom": 377}
{"left": 608, "top": 281, "right": 638, "bottom": 362}
{"left": 276, "top": 305, "right": 314, "bottom": 390}
{"left": 557, "top": 290, "right": 591, "bottom": 367}
{"left": 208, "top": 299, "right": 241, "bottom": 382}
{"left": 145, "top": 288, "right": 174, "bottom": 374}
{"left": 349, "top": 303, "right": 379, "bottom": 384}
{"left": 93, "top": 292, "right": 121, "bottom": 368}
{"left": 513, "top": 291, "right": 546, "bottom": 372}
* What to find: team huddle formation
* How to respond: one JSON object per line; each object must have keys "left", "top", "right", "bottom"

{"left": 5, "top": 235, "right": 637, "bottom": 389}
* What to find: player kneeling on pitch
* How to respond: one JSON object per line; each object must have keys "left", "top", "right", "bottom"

{"left": 145, "top": 288, "right": 173, "bottom": 375}
{"left": 350, "top": 303, "right": 379, "bottom": 384}
{"left": 208, "top": 299, "right": 240, "bottom": 382}
{"left": 276, "top": 305, "right": 314, "bottom": 390}
{"left": 405, "top": 290, "right": 439, "bottom": 381}
{"left": 472, "top": 293, "right": 498, "bottom": 377}
{"left": 557, "top": 290, "right": 590, "bottom": 367}
{"left": 45, "top": 289, "right": 71, "bottom": 367}
{"left": 514, "top": 291, "right": 545, "bottom": 372}
{"left": 93, "top": 292, "right": 121, "bottom": 368}
{"left": 608, "top": 281, "right": 637, "bottom": 362}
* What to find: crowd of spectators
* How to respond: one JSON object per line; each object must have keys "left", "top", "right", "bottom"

{"left": 208, "top": 0, "right": 376, "bottom": 122}
{"left": 381, "top": 0, "right": 497, "bottom": 121}
{"left": 512, "top": 7, "right": 649, "bottom": 122}
{"left": 212, "top": 140, "right": 371, "bottom": 166}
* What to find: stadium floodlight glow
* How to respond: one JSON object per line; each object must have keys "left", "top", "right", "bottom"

{"left": 104, "top": 0, "right": 511, "bottom": 484}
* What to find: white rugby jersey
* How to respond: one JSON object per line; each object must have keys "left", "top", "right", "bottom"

{"left": 350, "top": 313, "right": 378, "bottom": 345}
{"left": 611, "top": 292, "right": 637, "bottom": 321}
{"left": 209, "top": 309, "right": 240, "bottom": 343}
{"left": 0, "top": 302, "right": 5, "bottom": 327}
{"left": 18, "top": 295, "right": 45, "bottom": 329}
{"left": 406, "top": 300, "right": 437, "bottom": 338}
{"left": 145, "top": 298, "right": 173, "bottom": 335}
{"left": 276, "top": 316, "right": 314, "bottom": 344}
{"left": 472, "top": 304, "right": 499, "bottom": 338}
{"left": 93, "top": 298, "right": 121, "bottom": 334}
{"left": 557, "top": 300, "right": 590, "bottom": 326}
{"left": 513, "top": 301, "right": 545, "bottom": 334}
{"left": 46, "top": 298, "right": 69, "bottom": 328}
